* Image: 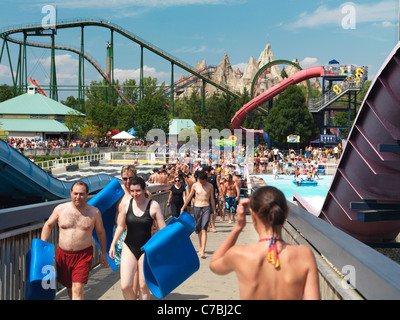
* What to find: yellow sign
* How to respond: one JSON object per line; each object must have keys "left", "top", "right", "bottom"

{"left": 287, "top": 135, "right": 300, "bottom": 143}
{"left": 0, "top": 130, "right": 9, "bottom": 141}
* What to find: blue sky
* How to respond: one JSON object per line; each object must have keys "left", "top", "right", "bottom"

{"left": 0, "top": 0, "right": 399, "bottom": 99}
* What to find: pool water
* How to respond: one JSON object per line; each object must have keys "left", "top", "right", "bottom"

{"left": 252, "top": 174, "right": 333, "bottom": 212}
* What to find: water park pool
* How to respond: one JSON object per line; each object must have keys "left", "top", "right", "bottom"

{"left": 252, "top": 174, "right": 333, "bottom": 212}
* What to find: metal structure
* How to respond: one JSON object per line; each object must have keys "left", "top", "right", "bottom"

{"left": 250, "top": 59, "right": 312, "bottom": 104}
{"left": 318, "top": 42, "right": 400, "bottom": 241}
{"left": 0, "top": 18, "right": 241, "bottom": 114}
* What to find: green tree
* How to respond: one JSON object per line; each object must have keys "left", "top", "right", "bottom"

{"left": 0, "top": 84, "right": 14, "bottom": 102}
{"left": 112, "top": 104, "right": 135, "bottom": 132}
{"left": 64, "top": 110, "right": 86, "bottom": 140}
{"left": 61, "top": 96, "right": 85, "bottom": 112}
{"left": 85, "top": 101, "right": 115, "bottom": 136}
{"left": 85, "top": 79, "right": 119, "bottom": 108}
{"left": 264, "top": 85, "right": 319, "bottom": 146}
{"left": 174, "top": 91, "right": 202, "bottom": 124}
{"left": 133, "top": 77, "right": 169, "bottom": 138}
{"left": 122, "top": 78, "right": 139, "bottom": 105}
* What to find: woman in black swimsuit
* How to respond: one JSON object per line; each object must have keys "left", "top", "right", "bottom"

{"left": 110, "top": 176, "right": 166, "bottom": 300}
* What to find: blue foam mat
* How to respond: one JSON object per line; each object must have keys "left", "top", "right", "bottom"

{"left": 89, "top": 178, "right": 124, "bottom": 271}
{"left": 141, "top": 212, "right": 200, "bottom": 299}
{"left": 25, "top": 239, "right": 56, "bottom": 300}
{"left": 25, "top": 178, "right": 124, "bottom": 299}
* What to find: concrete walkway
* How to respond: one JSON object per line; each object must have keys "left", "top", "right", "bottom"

{"left": 56, "top": 215, "right": 259, "bottom": 300}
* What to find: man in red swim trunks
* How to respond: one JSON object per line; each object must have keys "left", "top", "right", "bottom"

{"left": 41, "top": 181, "right": 108, "bottom": 299}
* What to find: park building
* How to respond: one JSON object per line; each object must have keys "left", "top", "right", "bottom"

{"left": 0, "top": 85, "right": 84, "bottom": 140}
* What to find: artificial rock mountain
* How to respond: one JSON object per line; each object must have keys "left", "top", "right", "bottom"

{"left": 176, "top": 43, "right": 322, "bottom": 98}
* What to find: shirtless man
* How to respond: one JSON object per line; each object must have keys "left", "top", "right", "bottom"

{"left": 147, "top": 168, "right": 159, "bottom": 184}
{"left": 223, "top": 174, "right": 240, "bottom": 223}
{"left": 158, "top": 169, "right": 169, "bottom": 184}
{"left": 41, "top": 181, "right": 108, "bottom": 300}
{"left": 181, "top": 170, "right": 216, "bottom": 259}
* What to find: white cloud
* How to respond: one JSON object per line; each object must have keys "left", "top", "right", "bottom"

{"left": 113, "top": 65, "right": 168, "bottom": 82}
{"left": 0, "top": 64, "right": 11, "bottom": 78}
{"left": 286, "top": 1, "right": 398, "bottom": 29}
{"left": 32, "top": 54, "right": 79, "bottom": 84}
{"left": 374, "top": 21, "right": 399, "bottom": 27}
{"left": 175, "top": 45, "right": 208, "bottom": 54}
{"left": 299, "top": 57, "right": 319, "bottom": 68}
{"left": 232, "top": 62, "right": 246, "bottom": 73}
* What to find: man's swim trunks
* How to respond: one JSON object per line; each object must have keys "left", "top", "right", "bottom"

{"left": 193, "top": 206, "right": 211, "bottom": 234}
{"left": 56, "top": 246, "right": 93, "bottom": 288}
{"left": 225, "top": 196, "right": 237, "bottom": 213}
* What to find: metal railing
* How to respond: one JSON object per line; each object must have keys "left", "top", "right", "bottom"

{"left": 35, "top": 153, "right": 106, "bottom": 170}
{"left": 0, "top": 187, "right": 171, "bottom": 300}
{"left": 309, "top": 68, "right": 368, "bottom": 113}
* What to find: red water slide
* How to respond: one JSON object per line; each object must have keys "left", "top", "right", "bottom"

{"left": 28, "top": 78, "right": 48, "bottom": 97}
{"left": 230, "top": 66, "right": 325, "bottom": 131}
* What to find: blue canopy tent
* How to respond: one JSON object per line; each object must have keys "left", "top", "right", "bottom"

{"left": 127, "top": 127, "right": 137, "bottom": 135}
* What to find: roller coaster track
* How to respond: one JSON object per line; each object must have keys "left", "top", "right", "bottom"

{"left": 2, "top": 36, "right": 134, "bottom": 107}
{"left": 0, "top": 18, "right": 241, "bottom": 108}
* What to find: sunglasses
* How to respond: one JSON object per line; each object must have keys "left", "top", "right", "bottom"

{"left": 122, "top": 177, "right": 134, "bottom": 181}
{"left": 175, "top": 179, "right": 181, "bottom": 182}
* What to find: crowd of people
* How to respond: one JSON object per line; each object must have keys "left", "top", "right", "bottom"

{"left": 7, "top": 136, "right": 149, "bottom": 151}
{"left": 37, "top": 142, "right": 327, "bottom": 301}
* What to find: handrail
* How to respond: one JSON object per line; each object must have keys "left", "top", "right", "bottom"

{"left": 35, "top": 153, "right": 106, "bottom": 170}
{"left": 309, "top": 68, "right": 368, "bottom": 113}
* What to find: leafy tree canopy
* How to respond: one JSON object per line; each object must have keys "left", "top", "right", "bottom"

{"left": 264, "top": 85, "right": 319, "bottom": 146}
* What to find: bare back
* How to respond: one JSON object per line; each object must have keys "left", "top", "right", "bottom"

{"left": 227, "top": 242, "right": 319, "bottom": 300}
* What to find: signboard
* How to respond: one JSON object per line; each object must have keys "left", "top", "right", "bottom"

{"left": 320, "top": 134, "right": 337, "bottom": 143}
{"left": 287, "top": 135, "right": 300, "bottom": 143}
{"left": 0, "top": 130, "right": 9, "bottom": 141}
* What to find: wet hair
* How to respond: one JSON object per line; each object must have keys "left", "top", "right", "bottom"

{"left": 249, "top": 186, "right": 288, "bottom": 235}
{"left": 121, "top": 165, "right": 137, "bottom": 177}
{"left": 71, "top": 180, "right": 89, "bottom": 193}
{"left": 128, "top": 176, "right": 146, "bottom": 190}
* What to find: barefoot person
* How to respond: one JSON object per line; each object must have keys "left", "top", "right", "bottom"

{"left": 181, "top": 170, "right": 216, "bottom": 259}
{"left": 109, "top": 176, "right": 166, "bottom": 300}
{"left": 210, "top": 186, "right": 320, "bottom": 300}
{"left": 113, "top": 165, "right": 153, "bottom": 298}
{"left": 41, "top": 181, "right": 108, "bottom": 300}
{"left": 223, "top": 174, "right": 240, "bottom": 223}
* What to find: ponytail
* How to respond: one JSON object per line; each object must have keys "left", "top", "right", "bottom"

{"left": 250, "top": 186, "right": 288, "bottom": 234}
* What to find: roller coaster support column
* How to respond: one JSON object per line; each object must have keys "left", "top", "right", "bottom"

{"left": 109, "top": 30, "right": 115, "bottom": 105}
{"left": 78, "top": 26, "right": 85, "bottom": 113}
{"left": 50, "top": 30, "right": 58, "bottom": 101}
{"left": 140, "top": 45, "right": 144, "bottom": 102}
{"left": 0, "top": 38, "right": 17, "bottom": 94}
{"left": 106, "top": 32, "right": 115, "bottom": 106}
{"left": 22, "top": 33, "right": 28, "bottom": 93}
{"left": 201, "top": 80, "right": 206, "bottom": 116}
{"left": 170, "top": 62, "right": 174, "bottom": 117}
{"left": 15, "top": 44, "right": 21, "bottom": 95}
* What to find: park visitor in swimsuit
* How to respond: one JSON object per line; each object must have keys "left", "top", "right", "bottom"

{"left": 124, "top": 198, "right": 153, "bottom": 260}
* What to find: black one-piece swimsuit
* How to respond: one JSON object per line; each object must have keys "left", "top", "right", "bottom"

{"left": 124, "top": 199, "right": 153, "bottom": 260}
